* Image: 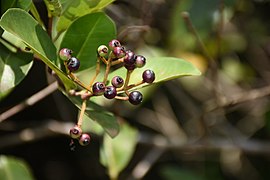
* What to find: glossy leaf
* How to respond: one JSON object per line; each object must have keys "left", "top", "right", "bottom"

{"left": 60, "top": 12, "right": 116, "bottom": 71}
{"left": 56, "top": 0, "right": 115, "bottom": 32}
{"left": 0, "top": 155, "right": 34, "bottom": 180}
{"left": 109, "top": 57, "right": 201, "bottom": 90}
{"left": 67, "top": 95, "right": 119, "bottom": 138}
{"left": 0, "top": 8, "right": 77, "bottom": 90}
{"left": 0, "top": 43, "right": 33, "bottom": 100}
{"left": 100, "top": 123, "right": 138, "bottom": 179}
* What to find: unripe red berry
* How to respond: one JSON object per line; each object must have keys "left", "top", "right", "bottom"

{"left": 108, "top": 39, "right": 121, "bottom": 50}
{"left": 111, "top": 76, "right": 124, "bottom": 88}
{"left": 113, "top": 46, "right": 126, "bottom": 58}
{"left": 69, "top": 126, "right": 82, "bottom": 139}
{"left": 135, "top": 55, "right": 146, "bottom": 68}
{"left": 79, "top": 133, "right": 91, "bottom": 146}
{"left": 59, "top": 48, "right": 72, "bottom": 61}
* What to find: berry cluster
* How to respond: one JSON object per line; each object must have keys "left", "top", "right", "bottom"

{"left": 70, "top": 126, "right": 90, "bottom": 146}
{"left": 59, "top": 39, "right": 155, "bottom": 147}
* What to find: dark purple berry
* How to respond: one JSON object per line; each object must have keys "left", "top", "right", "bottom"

{"left": 135, "top": 55, "right": 146, "bottom": 68}
{"left": 124, "top": 50, "right": 135, "bottom": 65}
{"left": 92, "top": 82, "right": 105, "bottom": 95}
{"left": 124, "top": 63, "right": 136, "bottom": 71}
{"left": 97, "top": 45, "right": 109, "bottom": 57}
{"left": 111, "top": 76, "right": 124, "bottom": 88}
{"left": 79, "top": 133, "right": 91, "bottom": 146}
{"left": 59, "top": 48, "right": 72, "bottom": 61}
{"left": 142, "top": 69, "right": 155, "bottom": 83}
{"left": 70, "top": 126, "right": 82, "bottom": 139}
{"left": 104, "top": 86, "right": 117, "bottom": 99}
{"left": 113, "top": 46, "right": 126, "bottom": 58}
{"left": 67, "top": 57, "right": 80, "bottom": 72}
{"left": 129, "top": 91, "right": 143, "bottom": 105}
{"left": 109, "top": 39, "right": 121, "bottom": 50}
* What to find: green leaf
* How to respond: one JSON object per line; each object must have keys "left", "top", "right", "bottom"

{"left": 0, "top": 8, "right": 77, "bottom": 90}
{"left": 1, "top": 0, "right": 32, "bottom": 14}
{"left": 0, "top": 155, "right": 34, "bottom": 180}
{"left": 56, "top": 0, "right": 115, "bottom": 32}
{"left": 67, "top": 94, "right": 119, "bottom": 138}
{"left": 0, "top": 43, "right": 33, "bottom": 100}
{"left": 100, "top": 123, "right": 138, "bottom": 179}
{"left": 60, "top": 12, "right": 116, "bottom": 71}
{"left": 109, "top": 57, "right": 201, "bottom": 90}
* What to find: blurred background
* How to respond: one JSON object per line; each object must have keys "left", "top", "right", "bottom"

{"left": 1, "top": 0, "right": 270, "bottom": 179}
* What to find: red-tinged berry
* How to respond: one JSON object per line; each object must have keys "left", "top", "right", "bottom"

{"left": 111, "top": 76, "right": 124, "bottom": 88}
{"left": 79, "top": 133, "right": 91, "bottom": 146}
{"left": 135, "top": 55, "right": 146, "bottom": 68}
{"left": 124, "top": 50, "right": 135, "bottom": 65}
{"left": 69, "top": 126, "right": 82, "bottom": 139}
{"left": 59, "top": 48, "right": 72, "bottom": 61}
{"left": 97, "top": 45, "right": 109, "bottom": 57}
{"left": 104, "top": 86, "right": 117, "bottom": 99}
{"left": 129, "top": 91, "right": 143, "bottom": 105}
{"left": 109, "top": 39, "right": 121, "bottom": 50}
{"left": 92, "top": 82, "right": 105, "bottom": 95}
{"left": 113, "top": 46, "right": 126, "bottom": 58}
{"left": 142, "top": 69, "right": 155, "bottom": 83}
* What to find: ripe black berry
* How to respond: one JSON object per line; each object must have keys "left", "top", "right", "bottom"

{"left": 111, "top": 76, "right": 124, "bottom": 88}
{"left": 142, "top": 69, "right": 155, "bottom": 83}
{"left": 135, "top": 55, "right": 146, "bottom": 68}
{"left": 70, "top": 126, "right": 82, "bottom": 139}
{"left": 67, "top": 57, "right": 80, "bottom": 72}
{"left": 129, "top": 91, "right": 143, "bottom": 105}
{"left": 97, "top": 45, "right": 108, "bottom": 57}
{"left": 113, "top": 46, "right": 126, "bottom": 58}
{"left": 104, "top": 86, "right": 117, "bottom": 99}
{"left": 92, "top": 82, "right": 105, "bottom": 95}
{"left": 79, "top": 133, "right": 91, "bottom": 146}
{"left": 59, "top": 48, "right": 72, "bottom": 61}
{"left": 124, "top": 50, "right": 135, "bottom": 65}
{"left": 109, "top": 39, "right": 121, "bottom": 50}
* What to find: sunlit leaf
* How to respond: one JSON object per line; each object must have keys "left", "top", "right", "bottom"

{"left": 0, "top": 43, "right": 33, "bottom": 100}
{"left": 0, "top": 8, "right": 77, "bottom": 90}
{"left": 109, "top": 57, "right": 201, "bottom": 90}
{"left": 60, "top": 12, "right": 116, "bottom": 71}
{"left": 56, "top": 0, "right": 115, "bottom": 32}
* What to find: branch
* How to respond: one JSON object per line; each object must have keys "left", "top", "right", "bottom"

{"left": 0, "top": 81, "right": 58, "bottom": 122}
{"left": 205, "top": 84, "right": 270, "bottom": 112}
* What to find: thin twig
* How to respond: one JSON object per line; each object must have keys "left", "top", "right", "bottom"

{"left": 0, "top": 81, "right": 58, "bottom": 122}
{"left": 205, "top": 84, "right": 270, "bottom": 112}
{"left": 0, "top": 120, "right": 74, "bottom": 149}
{"left": 128, "top": 147, "right": 165, "bottom": 180}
